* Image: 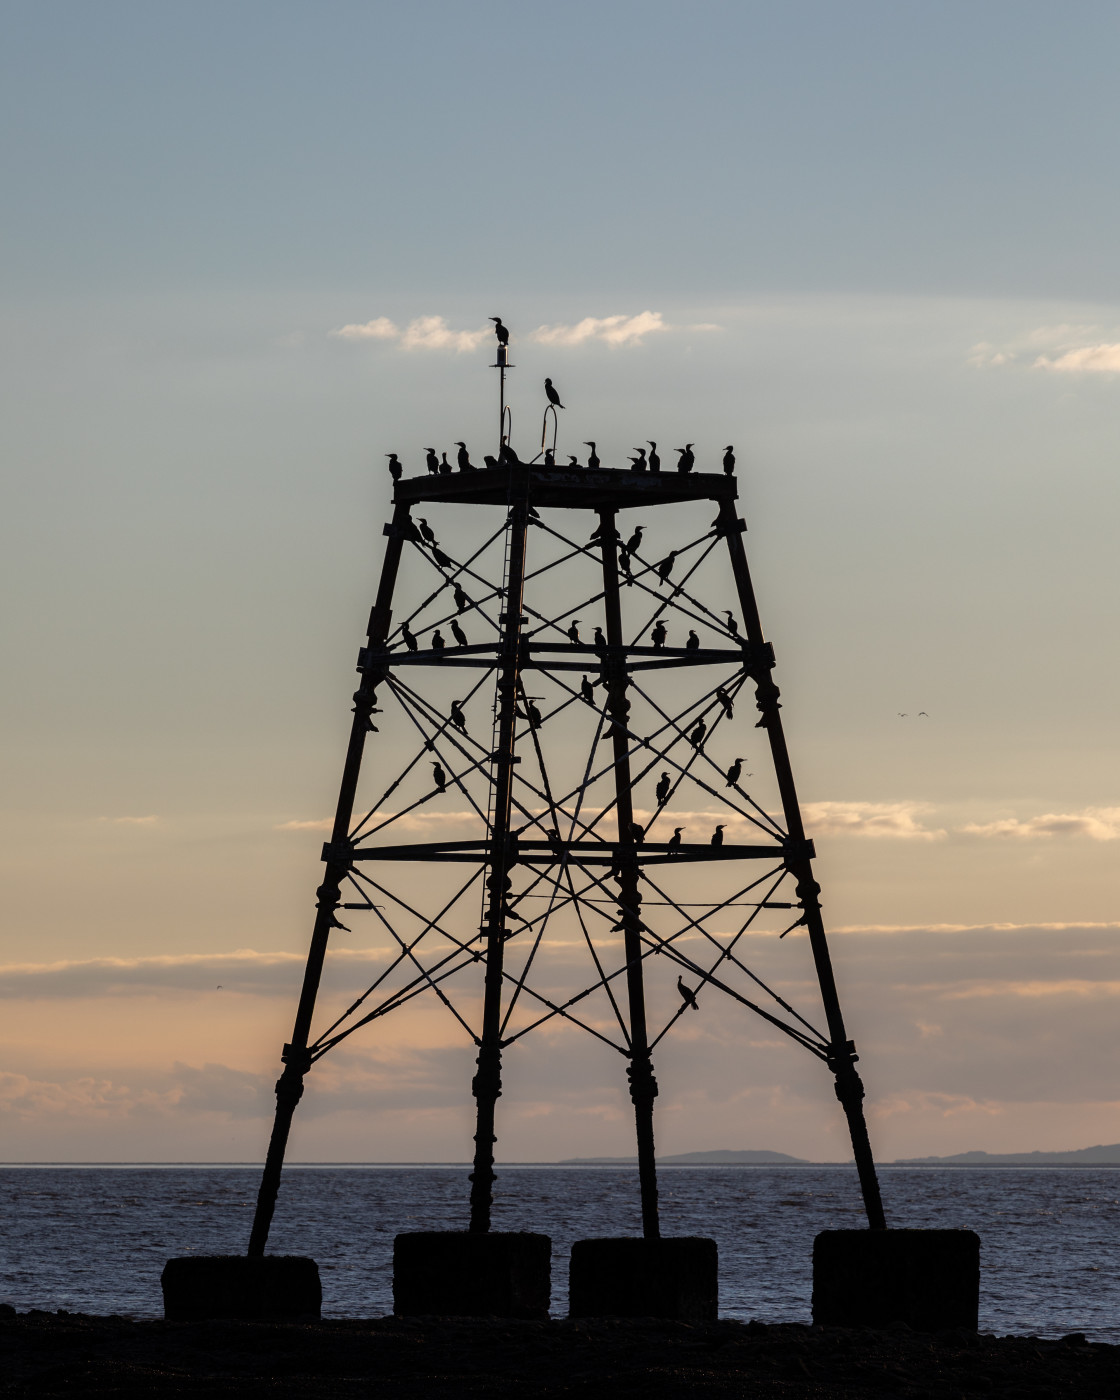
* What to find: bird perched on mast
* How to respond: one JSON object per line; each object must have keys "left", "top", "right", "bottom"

{"left": 544, "top": 378, "right": 565, "bottom": 409}
{"left": 722, "top": 445, "right": 736, "bottom": 475}
{"left": 667, "top": 826, "right": 684, "bottom": 853}
{"left": 724, "top": 611, "right": 739, "bottom": 638}
{"left": 625, "top": 525, "right": 645, "bottom": 556}
{"left": 417, "top": 518, "right": 438, "bottom": 546}
{"left": 686, "top": 630, "right": 700, "bottom": 651}
{"left": 725, "top": 757, "right": 745, "bottom": 787}
{"left": 455, "top": 442, "right": 473, "bottom": 471}
{"left": 711, "top": 824, "right": 726, "bottom": 847}
{"left": 583, "top": 441, "right": 601, "bottom": 470}
{"left": 677, "top": 976, "right": 700, "bottom": 1011}
{"left": 675, "top": 444, "right": 695, "bottom": 474}
{"left": 567, "top": 620, "right": 581, "bottom": 645}
{"left": 385, "top": 453, "right": 402, "bottom": 481}
{"left": 655, "top": 772, "right": 671, "bottom": 806}
{"left": 431, "top": 762, "right": 447, "bottom": 794}
{"left": 438, "top": 452, "right": 452, "bottom": 475}
{"left": 647, "top": 442, "right": 661, "bottom": 473}
{"left": 450, "top": 619, "right": 468, "bottom": 647}
{"left": 629, "top": 447, "right": 647, "bottom": 472}
{"left": 650, "top": 620, "right": 667, "bottom": 649}
{"left": 490, "top": 317, "right": 509, "bottom": 346}
{"left": 425, "top": 449, "right": 440, "bottom": 476}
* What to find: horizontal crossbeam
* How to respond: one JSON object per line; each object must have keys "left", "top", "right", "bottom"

{"left": 331, "top": 838, "right": 814, "bottom": 865}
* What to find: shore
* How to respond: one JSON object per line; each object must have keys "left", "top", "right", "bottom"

{"left": 1, "top": 1310, "right": 1117, "bottom": 1398}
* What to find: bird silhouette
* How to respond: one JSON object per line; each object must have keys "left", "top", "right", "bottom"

{"left": 629, "top": 447, "right": 647, "bottom": 472}
{"left": 567, "top": 454, "right": 581, "bottom": 469}
{"left": 432, "top": 547, "right": 454, "bottom": 569}
{"left": 724, "top": 611, "right": 739, "bottom": 637}
{"left": 425, "top": 449, "right": 439, "bottom": 475}
{"left": 483, "top": 454, "right": 499, "bottom": 469}
{"left": 651, "top": 620, "right": 667, "bottom": 649}
{"left": 520, "top": 698, "right": 543, "bottom": 730}
{"left": 544, "top": 448, "right": 556, "bottom": 466}
{"left": 593, "top": 626, "right": 607, "bottom": 653}
{"left": 722, "top": 446, "right": 735, "bottom": 475}
{"left": 618, "top": 545, "right": 633, "bottom": 584}
{"left": 580, "top": 674, "right": 595, "bottom": 704}
{"left": 432, "top": 762, "right": 447, "bottom": 793}
{"left": 689, "top": 718, "right": 707, "bottom": 749}
{"left": 544, "top": 378, "right": 565, "bottom": 409}
{"left": 725, "top": 757, "right": 745, "bottom": 787}
{"left": 676, "top": 444, "right": 695, "bottom": 474}
{"left": 628, "top": 821, "right": 645, "bottom": 845}
{"left": 647, "top": 442, "right": 661, "bottom": 473}
{"left": 499, "top": 442, "right": 523, "bottom": 468}
{"left": 919, "top": 711, "right": 929, "bottom": 717}
{"left": 655, "top": 772, "right": 671, "bottom": 806}
{"left": 438, "top": 452, "right": 452, "bottom": 475}
{"left": 657, "top": 553, "right": 677, "bottom": 585}
{"left": 715, "top": 686, "right": 733, "bottom": 718}
{"left": 686, "top": 630, "right": 700, "bottom": 652}
{"left": 567, "top": 620, "right": 582, "bottom": 645}
{"left": 455, "top": 441, "right": 473, "bottom": 471}
{"left": 667, "top": 826, "right": 684, "bottom": 852}
{"left": 400, "top": 621, "right": 418, "bottom": 654}
{"left": 450, "top": 701, "right": 468, "bottom": 734}
{"left": 450, "top": 619, "right": 468, "bottom": 647}
{"left": 490, "top": 317, "right": 509, "bottom": 346}
{"left": 417, "top": 517, "right": 438, "bottom": 545}
{"left": 625, "top": 526, "right": 645, "bottom": 555}
{"left": 453, "top": 583, "right": 471, "bottom": 614}
{"left": 677, "top": 976, "right": 700, "bottom": 1011}
{"left": 385, "top": 453, "right": 402, "bottom": 481}
{"left": 711, "top": 824, "right": 726, "bottom": 847}
{"left": 898, "top": 712, "right": 908, "bottom": 718}
{"left": 583, "top": 441, "right": 601, "bottom": 470}
{"left": 431, "top": 630, "right": 445, "bottom": 654}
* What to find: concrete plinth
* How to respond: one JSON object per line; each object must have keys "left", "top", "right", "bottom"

{"left": 161, "top": 1255, "right": 321, "bottom": 1321}
{"left": 813, "top": 1229, "right": 980, "bottom": 1331}
{"left": 393, "top": 1231, "right": 551, "bottom": 1319}
{"left": 568, "top": 1237, "right": 718, "bottom": 1321}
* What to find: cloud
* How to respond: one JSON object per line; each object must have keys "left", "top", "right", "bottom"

{"left": 276, "top": 818, "right": 333, "bottom": 831}
{"left": 331, "top": 315, "right": 489, "bottom": 352}
{"left": 961, "top": 807, "right": 1120, "bottom": 841}
{"left": 99, "top": 815, "right": 160, "bottom": 826}
{"left": 530, "top": 311, "right": 670, "bottom": 347}
{"left": 1035, "top": 343, "right": 1120, "bottom": 373}
{"left": 801, "top": 801, "right": 945, "bottom": 840}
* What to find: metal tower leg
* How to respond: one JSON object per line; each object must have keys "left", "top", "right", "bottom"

{"left": 716, "top": 500, "right": 886, "bottom": 1231}
{"left": 468, "top": 488, "right": 532, "bottom": 1233}
{"left": 246, "top": 501, "right": 413, "bottom": 1257}
{"left": 598, "top": 507, "right": 661, "bottom": 1240}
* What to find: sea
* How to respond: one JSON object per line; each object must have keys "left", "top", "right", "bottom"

{"left": 1, "top": 1165, "right": 1117, "bottom": 1340}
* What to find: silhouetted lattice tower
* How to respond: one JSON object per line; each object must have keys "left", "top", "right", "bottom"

{"left": 246, "top": 332, "right": 886, "bottom": 1264}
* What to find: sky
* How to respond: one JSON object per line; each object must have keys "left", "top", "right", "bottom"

{"left": 3, "top": 1, "right": 1120, "bottom": 1175}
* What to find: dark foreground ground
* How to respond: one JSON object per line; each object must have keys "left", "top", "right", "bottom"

{"left": 2, "top": 1310, "right": 1119, "bottom": 1399}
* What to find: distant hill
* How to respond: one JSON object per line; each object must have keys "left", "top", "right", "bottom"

{"left": 893, "top": 1143, "right": 1120, "bottom": 1166}
{"left": 558, "top": 1149, "right": 811, "bottom": 1165}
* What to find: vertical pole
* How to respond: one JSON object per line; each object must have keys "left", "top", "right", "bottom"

{"left": 717, "top": 498, "right": 886, "bottom": 1231}
{"left": 468, "top": 485, "right": 531, "bottom": 1232}
{"left": 597, "top": 507, "right": 661, "bottom": 1240}
{"left": 247, "top": 499, "right": 413, "bottom": 1256}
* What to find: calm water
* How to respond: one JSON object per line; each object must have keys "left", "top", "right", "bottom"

{"left": 0, "top": 1165, "right": 1117, "bottom": 1339}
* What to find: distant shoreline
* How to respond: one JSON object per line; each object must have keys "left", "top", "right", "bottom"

{"left": 2, "top": 1159, "right": 1120, "bottom": 1170}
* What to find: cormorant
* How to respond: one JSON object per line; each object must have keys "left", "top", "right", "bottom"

{"left": 657, "top": 552, "right": 677, "bottom": 585}
{"left": 450, "top": 701, "right": 468, "bottom": 734}
{"left": 725, "top": 757, "right": 745, "bottom": 787}
{"left": 401, "top": 621, "right": 418, "bottom": 653}
{"left": 711, "top": 824, "right": 726, "bottom": 847}
{"left": 583, "top": 441, "right": 601, "bottom": 470}
{"left": 451, "top": 619, "right": 468, "bottom": 647}
{"left": 499, "top": 442, "right": 522, "bottom": 468}
{"left": 453, "top": 583, "right": 471, "bottom": 614}
{"left": 580, "top": 674, "right": 595, "bottom": 704}
{"left": 567, "top": 454, "right": 581, "bottom": 469}
{"left": 723, "top": 445, "right": 735, "bottom": 475}
{"left": 675, "top": 444, "right": 695, "bottom": 474}
{"left": 715, "top": 686, "right": 733, "bottom": 718}
{"left": 592, "top": 626, "right": 607, "bottom": 653}
{"left": 431, "top": 630, "right": 445, "bottom": 654}
{"left": 438, "top": 452, "right": 452, "bottom": 475}
{"left": 686, "top": 630, "right": 700, "bottom": 651}
{"left": 651, "top": 620, "right": 667, "bottom": 649}
{"left": 520, "top": 698, "right": 543, "bottom": 730}
{"left": 655, "top": 772, "right": 671, "bottom": 806}
{"left": 625, "top": 526, "right": 645, "bottom": 555}
{"left": 689, "top": 717, "right": 707, "bottom": 749}
{"left": 567, "top": 620, "right": 581, "bottom": 645}
{"left": 425, "top": 448, "right": 439, "bottom": 475}
{"left": 724, "top": 611, "right": 739, "bottom": 638}
{"left": 647, "top": 442, "right": 661, "bottom": 474}
{"left": 544, "top": 448, "right": 556, "bottom": 466}
{"left": 431, "top": 546, "right": 453, "bottom": 569}
{"left": 677, "top": 976, "right": 700, "bottom": 1011}
{"left": 628, "top": 447, "right": 647, "bottom": 472}
{"left": 432, "top": 762, "right": 447, "bottom": 793}
{"left": 544, "top": 377, "right": 565, "bottom": 409}
{"left": 455, "top": 442, "right": 473, "bottom": 471}
{"left": 490, "top": 317, "right": 509, "bottom": 346}
{"left": 385, "top": 453, "right": 402, "bottom": 481}
{"left": 628, "top": 822, "right": 645, "bottom": 845}
{"left": 667, "top": 826, "right": 684, "bottom": 853}
{"left": 483, "top": 454, "right": 499, "bottom": 469}
{"left": 417, "top": 518, "right": 438, "bottom": 546}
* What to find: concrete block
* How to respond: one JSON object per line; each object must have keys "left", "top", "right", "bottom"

{"left": 161, "top": 1255, "right": 321, "bottom": 1321}
{"left": 813, "top": 1229, "right": 980, "bottom": 1331}
{"left": 569, "top": 1237, "right": 718, "bottom": 1321}
{"left": 393, "top": 1231, "right": 551, "bottom": 1319}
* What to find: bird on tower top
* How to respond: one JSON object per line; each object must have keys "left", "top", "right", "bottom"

{"left": 490, "top": 317, "right": 509, "bottom": 346}
{"left": 723, "top": 446, "right": 736, "bottom": 475}
{"left": 544, "top": 378, "right": 565, "bottom": 409}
